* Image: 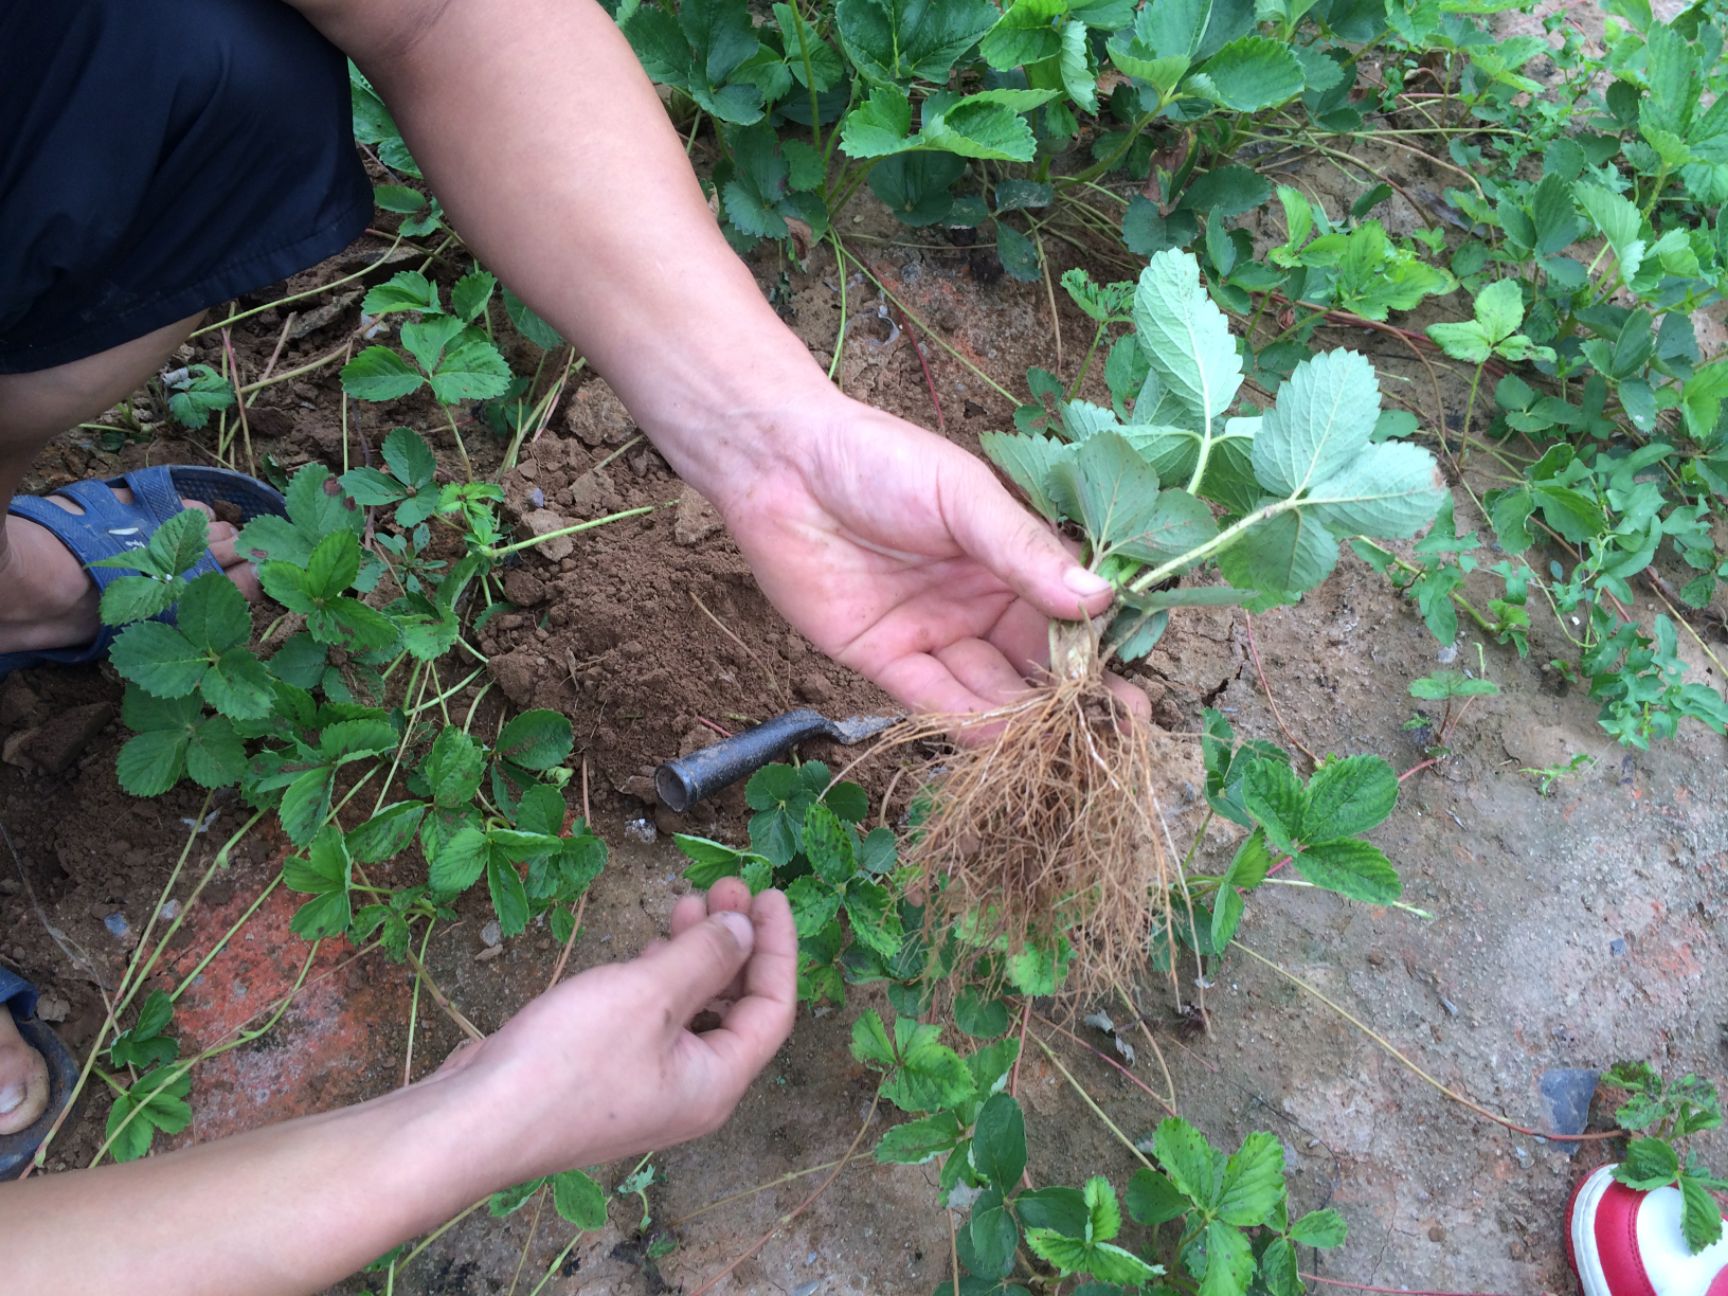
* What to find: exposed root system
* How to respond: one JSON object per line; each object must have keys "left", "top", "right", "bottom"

{"left": 881, "top": 632, "right": 1181, "bottom": 999}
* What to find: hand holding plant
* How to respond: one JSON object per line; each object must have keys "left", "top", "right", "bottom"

{"left": 713, "top": 389, "right": 1143, "bottom": 719}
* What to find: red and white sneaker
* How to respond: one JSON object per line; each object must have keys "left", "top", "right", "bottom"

{"left": 1568, "top": 1164, "right": 1728, "bottom": 1295}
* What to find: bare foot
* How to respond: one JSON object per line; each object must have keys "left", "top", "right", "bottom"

{"left": 0, "top": 488, "right": 262, "bottom": 656}
{"left": 0, "top": 1008, "right": 49, "bottom": 1136}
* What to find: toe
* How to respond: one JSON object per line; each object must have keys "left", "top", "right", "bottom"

{"left": 0, "top": 1018, "right": 50, "bottom": 1136}
{"left": 227, "top": 563, "right": 261, "bottom": 601}
{"left": 203, "top": 519, "right": 263, "bottom": 601}
{"left": 181, "top": 497, "right": 217, "bottom": 523}
{"left": 208, "top": 521, "right": 241, "bottom": 568}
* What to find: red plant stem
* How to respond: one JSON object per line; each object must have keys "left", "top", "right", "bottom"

{"left": 1034, "top": 1015, "right": 1177, "bottom": 1117}
{"left": 854, "top": 254, "right": 948, "bottom": 434}
{"left": 1399, "top": 757, "right": 1442, "bottom": 783}
{"left": 888, "top": 297, "right": 947, "bottom": 433}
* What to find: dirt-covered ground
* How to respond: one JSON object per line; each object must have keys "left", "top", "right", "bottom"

{"left": 3, "top": 130, "right": 1726, "bottom": 1296}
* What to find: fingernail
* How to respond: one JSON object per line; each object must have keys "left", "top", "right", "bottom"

{"left": 0, "top": 1081, "right": 23, "bottom": 1115}
{"left": 712, "top": 910, "right": 755, "bottom": 953}
{"left": 1063, "top": 567, "right": 1112, "bottom": 597}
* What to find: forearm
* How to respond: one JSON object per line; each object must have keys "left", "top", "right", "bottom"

{"left": 0, "top": 1068, "right": 518, "bottom": 1296}
{"left": 294, "top": 0, "right": 832, "bottom": 506}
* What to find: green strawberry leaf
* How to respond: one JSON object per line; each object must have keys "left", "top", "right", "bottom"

{"left": 342, "top": 347, "right": 425, "bottom": 402}
{"left": 110, "top": 622, "right": 207, "bottom": 698}
{"left": 1291, "top": 839, "right": 1401, "bottom": 903}
{"left": 496, "top": 709, "right": 574, "bottom": 771}
{"left": 874, "top": 1111, "right": 962, "bottom": 1165}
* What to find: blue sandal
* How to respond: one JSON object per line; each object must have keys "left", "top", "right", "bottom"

{"left": 0, "top": 465, "right": 285, "bottom": 679}
{"left": 0, "top": 966, "right": 79, "bottom": 1179}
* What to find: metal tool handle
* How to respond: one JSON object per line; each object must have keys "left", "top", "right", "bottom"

{"left": 655, "top": 709, "right": 835, "bottom": 813}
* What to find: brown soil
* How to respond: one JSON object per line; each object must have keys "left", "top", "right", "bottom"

{"left": 3, "top": 133, "right": 1726, "bottom": 1296}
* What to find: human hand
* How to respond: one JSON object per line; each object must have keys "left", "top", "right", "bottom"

{"left": 709, "top": 390, "right": 1149, "bottom": 719}
{"left": 450, "top": 880, "right": 796, "bottom": 1178}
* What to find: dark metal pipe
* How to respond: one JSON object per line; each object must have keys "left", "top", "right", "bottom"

{"left": 654, "top": 709, "right": 836, "bottom": 812}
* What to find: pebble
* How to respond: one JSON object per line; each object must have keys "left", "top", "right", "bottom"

{"left": 1609, "top": 936, "right": 1627, "bottom": 956}
{"left": 1539, "top": 1067, "right": 1599, "bottom": 1141}
{"left": 104, "top": 912, "right": 130, "bottom": 940}
{"left": 1428, "top": 1225, "right": 1446, "bottom": 1242}
{"left": 480, "top": 920, "right": 502, "bottom": 948}
{"left": 624, "top": 818, "right": 657, "bottom": 844}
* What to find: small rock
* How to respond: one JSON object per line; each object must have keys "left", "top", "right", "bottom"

{"left": 1539, "top": 1067, "right": 1599, "bottom": 1142}
{"left": 794, "top": 671, "right": 833, "bottom": 704}
{"left": 562, "top": 380, "right": 635, "bottom": 447}
{"left": 566, "top": 470, "right": 620, "bottom": 518}
{"left": 1428, "top": 1224, "right": 1446, "bottom": 1242}
{"left": 624, "top": 817, "right": 657, "bottom": 844}
{"left": 673, "top": 486, "right": 722, "bottom": 547}
{"left": 521, "top": 509, "right": 575, "bottom": 561}
{"left": 1610, "top": 936, "right": 1628, "bottom": 957}
{"left": 480, "top": 920, "right": 502, "bottom": 948}
{"left": 18, "top": 700, "right": 116, "bottom": 771}
{"left": 34, "top": 991, "right": 70, "bottom": 1023}
{"left": 487, "top": 649, "right": 541, "bottom": 707}
{"left": 0, "top": 675, "right": 40, "bottom": 728}
{"left": 616, "top": 773, "right": 656, "bottom": 801}
{"left": 502, "top": 568, "right": 547, "bottom": 607}
{"left": 0, "top": 729, "right": 33, "bottom": 769}
{"left": 104, "top": 912, "right": 131, "bottom": 940}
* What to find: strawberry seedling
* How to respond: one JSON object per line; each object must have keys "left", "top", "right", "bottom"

{"left": 900, "top": 249, "right": 1443, "bottom": 990}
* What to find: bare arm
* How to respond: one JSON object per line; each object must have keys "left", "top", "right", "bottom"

{"left": 1, "top": 887, "right": 796, "bottom": 1296}
{"left": 290, "top": 0, "right": 1125, "bottom": 717}
{"left": 293, "top": 0, "right": 825, "bottom": 501}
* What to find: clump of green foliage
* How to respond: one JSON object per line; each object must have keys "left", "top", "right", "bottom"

{"left": 1606, "top": 1062, "right": 1726, "bottom": 1254}
{"left": 90, "top": 433, "right": 610, "bottom": 1160}
{"left": 856, "top": 1006, "right": 1347, "bottom": 1294}
{"left": 876, "top": 248, "right": 1441, "bottom": 989}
